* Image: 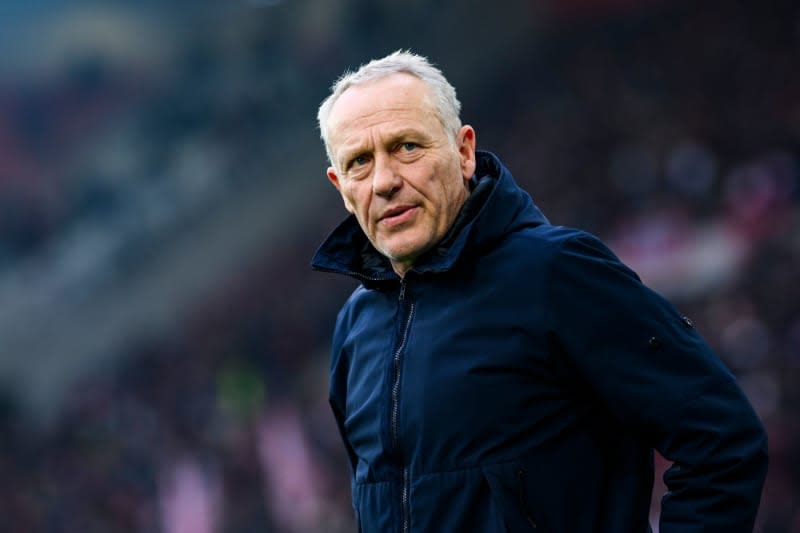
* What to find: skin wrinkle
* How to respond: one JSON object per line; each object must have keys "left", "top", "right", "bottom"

{"left": 325, "top": 73, "right": 476, "bottom": 277}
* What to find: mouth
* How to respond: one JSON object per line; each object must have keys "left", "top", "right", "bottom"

{"left": 379, "top": 205, "right": 418, "bottom": 227}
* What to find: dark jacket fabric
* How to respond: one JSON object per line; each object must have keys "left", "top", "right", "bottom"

{"left": 311, "top": 151, "right": 768, "bottom": 532}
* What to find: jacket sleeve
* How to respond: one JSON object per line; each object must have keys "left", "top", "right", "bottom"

{"left": 547, "top": 232, "right": 768, "bottom": 532}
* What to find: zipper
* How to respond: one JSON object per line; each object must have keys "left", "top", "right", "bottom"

{"left": 392, "top": 278, "right": 415, "bottom": 533}
{"left": 401, "top": 466, "right": 410, "bottom": 533}
{"left": 311, "top": 265, "right": 395, "bottom": 285}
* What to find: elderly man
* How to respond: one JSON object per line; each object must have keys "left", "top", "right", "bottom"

{"left": 312, "top": 50, "right": 767, "bottom": 532}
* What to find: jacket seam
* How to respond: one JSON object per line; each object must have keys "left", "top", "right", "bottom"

{"left": 413, "top": 458, "right": 518, "bottom": 481}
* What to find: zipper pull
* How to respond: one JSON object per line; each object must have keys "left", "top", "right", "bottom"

{"left": 399, "top": 279, "right": 407, "bottom": 302}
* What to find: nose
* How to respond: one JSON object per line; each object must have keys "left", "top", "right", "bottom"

{"left": 372, "top": 153, "right": 402, "bottom": 198}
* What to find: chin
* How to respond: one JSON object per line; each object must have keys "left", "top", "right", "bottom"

{"left": 377, "top": 231, "right": 434, "bottom": 264}
{"left": 381, "top": 244, "right": 423, "bottom": 265}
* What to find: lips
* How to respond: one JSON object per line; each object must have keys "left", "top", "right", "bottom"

{"left": 379, "top": 205, "right": 417, "bottom": 226}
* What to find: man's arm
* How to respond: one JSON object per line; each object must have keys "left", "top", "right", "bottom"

{"left": 329, "top": 310, "right": 358, "bottom": 478}
{"left": 653, "top": 376, "right": 768, "bottom": 530}
{"left": 547, "top": 231, "right": 768, "bottom": 531}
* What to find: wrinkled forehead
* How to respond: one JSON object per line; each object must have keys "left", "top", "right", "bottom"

{"left": 327, "top": 73, "right": 437, "bottom": 137}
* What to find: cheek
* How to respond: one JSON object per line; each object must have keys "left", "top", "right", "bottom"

{"left": 345, "top": 186, "right": 370, "bottom": 217}
{"left": 338, "top": 189, "right": 355, "bottom": 213}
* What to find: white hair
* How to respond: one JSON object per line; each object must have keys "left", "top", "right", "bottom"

{"left": 317, "top": 50, "right": 462, "bottom": 167}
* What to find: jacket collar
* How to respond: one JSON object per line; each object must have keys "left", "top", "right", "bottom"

{"left": 311, "top": 151, "right": 548, "bottom": 285}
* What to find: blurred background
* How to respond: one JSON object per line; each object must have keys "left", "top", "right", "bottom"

{"left": 0, "top": 0, "right": 797, "bottom": 531}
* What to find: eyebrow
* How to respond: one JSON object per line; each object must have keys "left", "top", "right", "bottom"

{"left": 337, "top": 147, "right": 366, "bottom": 171}
{"left": 336, "top": 126, "right": 434, "bottom": 171}
{"left": 339, "top": 129, "right": 427, "bottom": 160}
{"left": 384, "top": 128, "right": 428, "bottom": 145}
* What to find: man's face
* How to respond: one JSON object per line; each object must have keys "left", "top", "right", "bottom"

{"left": 326, "top": 73, "right": 476, "bottom": 276}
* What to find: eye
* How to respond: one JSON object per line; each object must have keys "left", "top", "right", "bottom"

{"left": 348, "top": 154, "right": 370, "bottom": 169}
{"left": 399, "top": 142, "right": 417, "bottom": 152}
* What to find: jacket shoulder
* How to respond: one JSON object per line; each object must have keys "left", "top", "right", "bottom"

{"left": 333, "top": 284, "right": 373, "bottom": 332}
{"left": 499, "top": 223, "right": 602, "bottom": 266}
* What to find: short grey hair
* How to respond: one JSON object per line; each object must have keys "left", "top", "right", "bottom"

{"left": 317, "top": 50, "right": 462, "bottom": 167}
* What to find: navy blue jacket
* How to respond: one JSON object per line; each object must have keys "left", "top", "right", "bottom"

{"left": 312, "top": 151, "right": 767, "bottom": 532}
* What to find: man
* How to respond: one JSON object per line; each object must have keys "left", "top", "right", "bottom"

{"left": 311, "top": 50, "right": 768, "bottom": 532}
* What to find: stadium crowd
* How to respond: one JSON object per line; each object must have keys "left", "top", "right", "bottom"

{"left": 0, "top": 1, "right": 797, "bottom": 531}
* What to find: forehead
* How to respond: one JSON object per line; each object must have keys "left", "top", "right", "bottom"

{"left": 327, "top": 73, "right": 442, "bottom": 147}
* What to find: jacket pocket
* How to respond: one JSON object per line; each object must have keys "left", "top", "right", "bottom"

{"left": 352, "top": 480, "right": 395, "bottom": 533}
{"left": 482, "top": 462, "right": 542, "bottom": 532}
{"left": 515, "top": 467, "right": 539, "bottom": 529}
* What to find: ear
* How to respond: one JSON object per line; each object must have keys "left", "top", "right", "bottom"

{"left": 457, "top": 125, "right": 477, "bottom": 182}
{"left": 327, "top": 166, "right": 355, "bottom": 213}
